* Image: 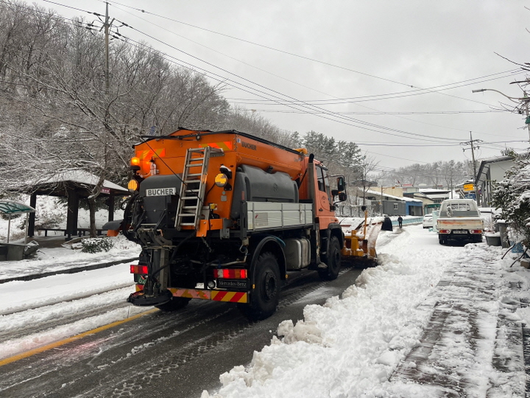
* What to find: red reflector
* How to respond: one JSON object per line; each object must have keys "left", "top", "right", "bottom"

{"left": 130, "top": 265, "right": 148, "bottom": 274}
{"left": 214, "top": 269, "right": 248, "bottom": 279}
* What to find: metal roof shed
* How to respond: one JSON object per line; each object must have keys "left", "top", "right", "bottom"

{"left": 0, "top": 200, "right": 35, "bottom": 244}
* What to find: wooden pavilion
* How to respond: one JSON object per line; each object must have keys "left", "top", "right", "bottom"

{"left": 25, "top": 170, "right": 129, "bottom": 240}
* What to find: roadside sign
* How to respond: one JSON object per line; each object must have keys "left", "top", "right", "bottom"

{"left": 463, "top": 183, "right": 474, "bottom": 192}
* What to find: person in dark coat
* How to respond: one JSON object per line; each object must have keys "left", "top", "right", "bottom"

{"left": 398, "top": 216, "right": 403, "bottom": 228}
{"left": 382, "top": 215, "right": 393, "bottom": 231}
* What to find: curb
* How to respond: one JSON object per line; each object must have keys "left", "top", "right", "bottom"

{"left": 0, "top": 257, "right": 139, "bottom": 284}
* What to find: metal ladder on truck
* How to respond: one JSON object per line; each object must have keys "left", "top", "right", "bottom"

{"left": 175, "top": 146, "right": 212, "bottom": 231}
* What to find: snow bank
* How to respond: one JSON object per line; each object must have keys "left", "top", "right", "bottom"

{"left": 203, "top": 226, "right": 527, "bottom": 398}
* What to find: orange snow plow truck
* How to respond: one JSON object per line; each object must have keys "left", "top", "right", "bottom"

{"left": 118, "top": 129, "right": 347, "bottom": 320}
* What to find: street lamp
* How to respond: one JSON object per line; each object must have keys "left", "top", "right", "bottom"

{"left": 472, "top": 88, "right": 530, "bottom": 143}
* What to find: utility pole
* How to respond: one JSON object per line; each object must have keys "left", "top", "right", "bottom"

{"left": 103, "top": 2, "right": 114, "bottom": 95}
{"left": 461, "top": 131, "right": 482, "bottom": 202}
{"left": 523, "top": 91, "right": 530, "bottom": 142}
{"left": 85, "top": 2, "right": 126, "bottom": 94}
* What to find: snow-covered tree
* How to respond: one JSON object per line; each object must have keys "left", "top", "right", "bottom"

{"left": 491, "top": 153, "right": 530, "bottom": 246}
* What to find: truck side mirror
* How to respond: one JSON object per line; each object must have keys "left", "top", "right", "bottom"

{"left": 337, "top": 176, "right": 346, "bottom": 192}
{"left": 338, "top": 192, "right": 347, "bottom": 202}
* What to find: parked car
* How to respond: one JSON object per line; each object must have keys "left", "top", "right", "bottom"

{"left": 437, "top": 199, "right": 483, "bottom": 245}
{"left": 422, "top": 214, "right": 434, "bottom": 229}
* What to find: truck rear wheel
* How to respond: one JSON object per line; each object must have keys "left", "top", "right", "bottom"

{"left": 155, "top": 297, "right": 191, "bottom": 312}
{"left": 239, "top": 252, "right": 280, "bottom": 321}
{"left": 318, "top": 236, "right": 341, "bottom": 281}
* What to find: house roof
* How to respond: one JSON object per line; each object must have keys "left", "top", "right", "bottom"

{"left": 27, "top": 170, "right": 129, "bottom": 198}
{"left": 363, "top": 188, "right": 423, "bottom": 203}
{"left": 475, "top": 154, "right": 517, "bottom": 184}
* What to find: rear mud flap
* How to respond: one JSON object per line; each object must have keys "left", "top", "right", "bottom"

{"left": 128, "top": 289, "right": 173, "bottom": 307}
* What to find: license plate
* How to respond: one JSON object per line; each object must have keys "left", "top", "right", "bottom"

{"left": 217, "top": 279, "right": 248, "bottom": 289}
{"left": 146, "top": 187, "right": 177, "bottom": 196}
{"left": 452, "top": 230, "right": 468, "bottom": 234}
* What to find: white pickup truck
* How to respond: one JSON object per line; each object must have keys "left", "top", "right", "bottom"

{"left": 437, "top": 199, "right": 483, "bottom": 245}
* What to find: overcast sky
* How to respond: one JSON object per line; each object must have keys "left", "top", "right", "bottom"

{"left": 39, "top": 0, "right": 530, "bottom": 173}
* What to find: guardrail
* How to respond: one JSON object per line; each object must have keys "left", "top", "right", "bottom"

{"left": 392, "top": 217, "right": 423, "bottom": 226}
{"left": 36, "top": 228, "right": 107, "bottom": 237}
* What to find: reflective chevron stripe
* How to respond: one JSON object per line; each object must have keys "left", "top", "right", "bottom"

{"left": 211, "top": 291, "right": 247, "bottom": 303}
{"left": 169, "top": 288, "right": 248, "bottom": 303}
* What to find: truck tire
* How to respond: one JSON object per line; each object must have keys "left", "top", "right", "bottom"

{"left": 155, "top": 297, "right": 191, "bottom": 312}
{"left": 239, "top": 252, "right": 280, "bottom": 320}
{"left": 438, "top": 235, "right": 447, "bottom": 245}
{"left": 318, "top": 236, "right": 341, "bottom": 281}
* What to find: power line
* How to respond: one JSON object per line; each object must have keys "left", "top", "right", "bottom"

{"left": 104, "top": 0, "right": 525, "bottom": 118}
{"left": 236, "top": 108, "right": 505, "bottom": 116}
{"left": 88, "top": 9, "right": 467, "bottom": 145}
{"left": 355, "top": 140, "right": 526, "bottom": 147}
{"left": 228, "top": 69, "right": 521, "bottom": 106}
{"left": 28, "top": 1, "right": 527, "bottom": 159}
{"left": 100, "top": 0, "right": 420, "bottom": 90}
{"left": 83, "top": 1, "right": 524, "bottom": 145}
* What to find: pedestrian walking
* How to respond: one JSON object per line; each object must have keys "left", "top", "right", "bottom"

{"left": 398, "top": 215, "right": 403, "bottom": 228}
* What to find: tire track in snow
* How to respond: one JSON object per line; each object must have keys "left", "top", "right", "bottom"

{"left": 390, "top": 246, "right": 526, "bottom": 397}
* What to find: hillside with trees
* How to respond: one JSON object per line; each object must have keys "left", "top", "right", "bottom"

{"left": 0, "top": 1, "right": 285, "bottom": 190}
{"left": 378, "top": 160, "right": 473, "bottom": 190}
{"left": 0, "top": 2, "right": 367, "bottom": 188}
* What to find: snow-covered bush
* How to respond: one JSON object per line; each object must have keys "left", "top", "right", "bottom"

{"left": 491, "top": 153, "right": 530, "bottom": 246}
{"left": 80, "top": 237, "right": 114, "bottom": 253}
{"left": 33, "top": 198, "right": 67, "bottom": 230}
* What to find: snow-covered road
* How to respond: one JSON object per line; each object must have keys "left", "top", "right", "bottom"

{"left": 0, "top": 225, "right": 528, "bottom": 397}
{"left": 0, "top": 237, "right": 145, "bottom": 361}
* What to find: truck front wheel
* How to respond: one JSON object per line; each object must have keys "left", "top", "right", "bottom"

{"left": 239, "top": 252, "right": 280, "bottom": 321}
{"left": 319, "top": 236, "right": 341, "bottom": 281}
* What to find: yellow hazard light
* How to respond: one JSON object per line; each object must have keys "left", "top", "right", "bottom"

{"left": 130, "top": 157, "right": 141, "bottom": 167}
{"left": 128, "top": 179, "right": 139, "bottom": 191}
{"left": 215, "top": 173, "right": 229, "bottom": 187}
{"left": 294, "top": 148, "right": 308, "bottom": 155}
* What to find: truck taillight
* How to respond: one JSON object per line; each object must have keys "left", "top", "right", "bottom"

{"left": 214, "top": 269, "right": 248, "bottom": 279}
{"left": 439, "top": 229, "right": 450, "bottom": 234}
{"left": 131, "top": 265, "right": 148, "bottom": 274}
{"left": 471, "top": 230, "right": 483, "bottom": 234}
